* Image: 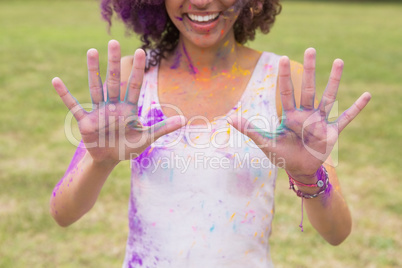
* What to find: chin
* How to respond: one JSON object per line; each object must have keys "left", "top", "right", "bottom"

{"left": 186, "top": 32, "right": 231, "bottom": 49}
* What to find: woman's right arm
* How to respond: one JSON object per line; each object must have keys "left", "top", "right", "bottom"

{"left": 50, "top": 41, "right": 186, "bottom": 227}
{"left": 50, "top": 147, "right": 119, "bottom": 227}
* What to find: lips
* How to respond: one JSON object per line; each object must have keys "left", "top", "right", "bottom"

{"left": 184, "top": 12, "right": 221, "bottom": 33}
{"left": 187, "top": 13, "right": 220, "bottom": 23}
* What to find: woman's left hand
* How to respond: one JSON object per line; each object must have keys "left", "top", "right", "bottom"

{"left": 228, "top": 48, "right": 371, "bottom": 182}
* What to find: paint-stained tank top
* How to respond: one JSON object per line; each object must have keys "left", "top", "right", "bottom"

{"left": 123, "top": 52, "right": 281, "bottom": 268}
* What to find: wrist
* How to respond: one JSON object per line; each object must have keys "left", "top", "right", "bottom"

{"left": 286, "top": 165, "right": 332, "bottom": 232}
{"left": 285, "top": 169, "right": 318, "bottom": 184}
{"left": 85, "top": 153, "right": 120, "bottom": 170}
{"left": 287, "top": 165, "right": 330, "bottom": 199}
{"left": 295, "top": 183, "right": 324, "bottom": 195}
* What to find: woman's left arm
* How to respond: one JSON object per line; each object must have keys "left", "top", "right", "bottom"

{"left": 229, "top": 48, "right": 370, "bottom": 245}
{"left": 299, "top": 162, "right": 352, "bottom": 245}
{"left": 287, "top": 58, "right": 352, "bottom": 245}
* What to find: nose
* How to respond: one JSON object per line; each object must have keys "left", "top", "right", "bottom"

{"left": 189, "top": 0, "right": 214, "bottom": 9}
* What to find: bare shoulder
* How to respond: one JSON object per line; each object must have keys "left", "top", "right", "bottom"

{"left": 238, "top": 46, "right": 262, "bottom": 70}
{"left": 119, "top": 55, "right": 134, "bottom": 100}
{"left": 121, "top": 55, "right": 134, "bottom": 81}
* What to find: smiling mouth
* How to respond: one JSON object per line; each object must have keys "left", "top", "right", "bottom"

{"left": 186, "top": 13, "right": 220, "bottom": 23}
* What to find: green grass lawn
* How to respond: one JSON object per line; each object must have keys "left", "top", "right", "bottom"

{"left": 0, "top": 0, "right": 401, "bottom": 267}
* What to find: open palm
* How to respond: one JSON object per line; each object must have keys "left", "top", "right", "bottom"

{"left": 52, "top": 40, "right": 186, "bottom": 164}
{"left": 229, "top": 48, "right": 371, "bottom": 180}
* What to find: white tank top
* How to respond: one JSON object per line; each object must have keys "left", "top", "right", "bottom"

{"left": 123, "top": 52, "right": 281, "bottom": 268}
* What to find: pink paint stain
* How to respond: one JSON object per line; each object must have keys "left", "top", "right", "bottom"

{"left": 264, "top": 64, "right": 273, "bottom": 71}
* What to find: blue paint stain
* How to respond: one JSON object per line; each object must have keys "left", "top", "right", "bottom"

{"left": 169, "top": 169, "right": 174, "bottom": 182}
{"left": 210, "top": 225, "right": 215, "bottom": 232}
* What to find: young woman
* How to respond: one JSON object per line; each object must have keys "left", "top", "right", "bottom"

{"left": 50, "top": 0, "right": 371, "bottom": 266}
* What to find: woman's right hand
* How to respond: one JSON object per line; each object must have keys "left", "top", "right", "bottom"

{"left": 52, "top": 40, "right": 186, "bottom": 165}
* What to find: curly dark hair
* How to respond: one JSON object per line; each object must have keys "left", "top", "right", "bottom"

{"left": 101, "top": 0, "right": 281, "bottom": 69}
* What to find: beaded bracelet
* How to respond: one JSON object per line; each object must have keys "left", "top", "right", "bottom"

{"left": 289, "top": 176, "right": 325, "bottom": 188}
{"left": 286, "top": 165, "right": 331, "bottom": 231}
{"left": 287, "top": 166, "right": 329, "bottom": 199}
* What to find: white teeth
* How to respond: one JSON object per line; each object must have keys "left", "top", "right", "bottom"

{"left": 188, "top": 13, "right": 219, "bottom": 23}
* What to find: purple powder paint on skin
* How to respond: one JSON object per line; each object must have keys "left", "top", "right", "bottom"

{"left": 174, "top": 16, "right": 183, "bottom": 21}
{"left": 322, "top": 182, "right": 333, "bottom": 206}
{"left": 170, "top": 50, "right": 182, "bottom": 70}
{"left": 181, "top": 43, "right": 199, "bottom": 75}
{"left": 52, "top": 141, "right": 86, "bottom": 197}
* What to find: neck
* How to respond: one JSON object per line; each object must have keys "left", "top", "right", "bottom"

{"left": 169, "top": 32, "right": 241, "bottom": 78}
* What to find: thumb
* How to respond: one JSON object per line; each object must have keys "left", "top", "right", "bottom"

{"left": 227, "top": 115, "right": 271, "bottom": 149}
{"left": 150, "top": 115, "right": 187, "bottom": 141}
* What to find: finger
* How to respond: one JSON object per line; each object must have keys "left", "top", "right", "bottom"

{"left": 278, "top": 56, "right": 296, "bottom": 112}
{"left": 125, "top": 49, "right": 146, "bottom": 105}
{"left": 52, "top": 77, "right": 85, "bottom": 121}
{"left": 149, "top": 115, "right": 187, "bottom": 141}
{"left": 106, "top": 40, "right": 121, "bottom": 102}
{"left": 87, "top": 49, "right": 104, "bottom": 105}
{"left": 300, "top": 48, "right": 316, "bottom": 109}
{"left": 318, "top": 59, "right": 344, "bottom": 118}
{"left": 337, "top": 92, "right": 371, "bottom": 133}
